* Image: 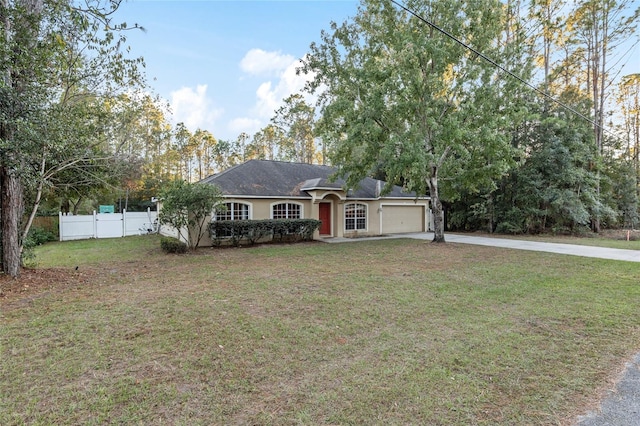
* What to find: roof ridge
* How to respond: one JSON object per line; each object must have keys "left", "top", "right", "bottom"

{"left": 264, "top": 159, "right": 334, "bottom": 168}
{"left": 200, "top": 161, "right": 248, "bottom": 182}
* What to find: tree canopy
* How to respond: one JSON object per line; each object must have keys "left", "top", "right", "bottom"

{"left": 303, "top": 0, "right": 531, "bottom": 241}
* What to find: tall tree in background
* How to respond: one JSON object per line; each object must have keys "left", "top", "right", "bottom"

{"left": 235, "top": 132, "right": 251, "bottom": 163}
{"left": 609, "top": 73, "right": 640, "bottom": 229}
{"left": 304, "top": 0, "right": 530, "bottom": 242}
{"left": 568, "top": 0, "right": 639, "bottom": 231}
{"left": 618, "top": 73, "right": 640, "bottom": 179}
{"left": 528, "top": 0, "right": 568, "bottom": 103}
{"left": 212, "top": 138, "right": 243, "bottom": 171}
{"left": 138, "top": 96, "right": 171, "bottom": 179}
{"left": 272, "top": 93, "right": 318, "bottom": 164}
{"left": 249, "top": 124, "right": 283, "bottom": 161}
{"left": 193, "top": 129, "right": 216, "bottom": 180}
{"left": 102, "top": 94, "right": 175, "bottom": 210}
{"left": 173, "top": 122, "right": 195, "bottom": 181}
{"left": 568, "top": 0, "right": 639, "bottom": 155}
{"left": 495, "top": 114, "right": 607, "bottom": 233}
{"left": 0, "top": 0, "right": 145, "bottom": 276}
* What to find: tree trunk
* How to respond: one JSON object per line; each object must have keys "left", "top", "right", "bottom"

{"left": 20, "top": 160, "right": 46, "bottom": 249}
{"left": 1, "top": 166, "right": 24, "bottom": 277}
{"left": 428, "top": 167, "right": 445, "bottom": 243}
{"left": 72, "top": 197, "right": 82, "bottom": 215}
{"left": 1, "top": 0, "right": 44, "bottom": 277}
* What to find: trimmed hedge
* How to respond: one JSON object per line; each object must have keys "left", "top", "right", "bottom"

{"left": 209, "top": 219, "right": 322, "bottom": 247}
{"left": 160, "top": 237, "right": 188, "bottom": 253}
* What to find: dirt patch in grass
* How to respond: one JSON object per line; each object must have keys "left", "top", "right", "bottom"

{"left": 0, "top": 267, "right": 98, "bottom": 309}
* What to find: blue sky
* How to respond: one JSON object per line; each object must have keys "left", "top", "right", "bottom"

{"left": 114, "top": 1, "right": 640, "bottom": 142}
{"left": 114, "top": 1, "right": 360, "bottom": 141}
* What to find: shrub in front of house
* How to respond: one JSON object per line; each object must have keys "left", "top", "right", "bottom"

{"left": 209, "top": 219, "right": 322, "bottom": 247}
{"left": 160, "top": 237, "right": 188, "bottom": 254}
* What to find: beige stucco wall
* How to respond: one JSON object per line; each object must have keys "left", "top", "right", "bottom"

{"left": 197, "top": 198, "right": 314, "bottom": 247}
{"left": 300, "top": 190, "right": 430, "bottom": 238}
{"left": 222, "top": 195, "right": 429, "bottom": 239}
{"left": 248, "top": 198, "right": 315, "bottom": 221}
{"left": 166, "top": 195, "right": 430, "bottom": 247}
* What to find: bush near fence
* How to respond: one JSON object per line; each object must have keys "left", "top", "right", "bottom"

{"left": 31, "top": 216, "right": 60, "bottom": 238}
{"left": 209, "top": 219, "right": 321, "bottom": 247}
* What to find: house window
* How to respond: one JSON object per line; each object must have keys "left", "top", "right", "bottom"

{"left": 215, "top": 202, "right": 249, "bottom": 221}
{"left": 272, "top": 202, "right": 301, "bottom": 219}
{"left": 213, "top": 202, "right": 250, "bottom": 238}
{"left": 345, "top": 203, "right": 367, "bottom": 231}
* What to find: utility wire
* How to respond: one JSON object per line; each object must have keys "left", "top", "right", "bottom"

{"left": 390, "top": 0, "right": 613, "bottom": 136}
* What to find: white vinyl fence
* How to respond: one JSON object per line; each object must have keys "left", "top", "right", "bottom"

{"left": 59, "top": 209, "right": 158, "bottom": 241}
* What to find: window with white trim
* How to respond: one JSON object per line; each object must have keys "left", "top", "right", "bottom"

{"left": 215, "top": 202, "right": 249, "bottom": 221}
{"left": 272, "top": 202, "right": 301, "bottom": 219}
{"left": 213, "top": 202, "right": 250, "bottom": 238}
{"left": 345, "top": 203, "right": 367, "bottom": 231}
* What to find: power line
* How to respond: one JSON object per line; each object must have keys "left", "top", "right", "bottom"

{"left": 389, "top": 0, "right": 613, "bottom": 136}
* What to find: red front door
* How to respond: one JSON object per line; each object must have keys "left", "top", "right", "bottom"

{"left": 319, "top": 203, "right": 331, "bottom": 235}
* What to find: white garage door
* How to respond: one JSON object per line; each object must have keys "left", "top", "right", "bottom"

{"left": 381, "top": 206, "right": 425, "bottom": 234}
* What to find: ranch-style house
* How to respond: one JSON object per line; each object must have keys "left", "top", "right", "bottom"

{"left": 194, "top": 159, "right": 431, "bottom": 245}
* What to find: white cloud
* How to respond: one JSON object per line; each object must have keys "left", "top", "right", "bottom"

{"left": 169, "top": 84, "right": 223, "bottom": 131}
{"left": 224, "top": 51, "right": 320, "bottom": 139}
{"left": 228, "top": 117, "right": 262, "bottom": 138}
{"left": 240, "top": 48, "right": 295, "bottom": 76}
{"left": 253, "top": 56, "right": 317, "bottom": 120}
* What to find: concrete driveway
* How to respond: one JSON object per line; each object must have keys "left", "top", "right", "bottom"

{"left": 412, "top": 232, "right": 640, "bottom": 262}
{"left": 325, "top": 232, "right": 640, "bottom": 262}
{"left": 324, "top": 232, "right": 640, "bottom": 424}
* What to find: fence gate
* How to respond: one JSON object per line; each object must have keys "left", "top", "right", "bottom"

{"left": 96, "top": 213, "right": 124, "bottom": 238}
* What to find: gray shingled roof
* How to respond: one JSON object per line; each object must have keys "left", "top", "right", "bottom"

{"left": 199, "top": 159, "right": 421, "bottom": 199}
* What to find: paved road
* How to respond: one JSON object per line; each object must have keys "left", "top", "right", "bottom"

{"left": 324, "top": 232, "right": 640, "bottom": 424}
{"left": 576, "top": 353, "right": 640, "bottom": 426}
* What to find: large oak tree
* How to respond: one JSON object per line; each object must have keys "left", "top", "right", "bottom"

{"left": 303, "top": 0, "right": 530, "bottom": 241}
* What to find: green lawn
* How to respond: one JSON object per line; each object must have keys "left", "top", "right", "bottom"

{"left": 1, "top": 235, "right": 639, "bottom": 425}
